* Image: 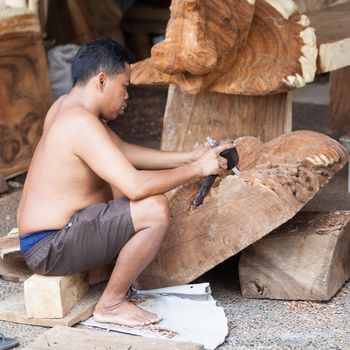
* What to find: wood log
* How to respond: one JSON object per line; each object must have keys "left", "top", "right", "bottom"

{"left": 330, "top": 67, "right": 350, "bottom": 136}
{"left": 135, "top": 130, "right": 348, "bottom": 289}
{"left": 239, "top": 211, "right": 350, "bottom": 301}
{"left": 131, "top": 0, "right": 317, "bottom": 95}
{"left": 307, "top": 2, "right": 350, "bottom": 73}
{"left": 0, "top": 8, "right": 51, "bottom": 179}
{"left": 24, "top": 273, "right": 89, "bottom": 319}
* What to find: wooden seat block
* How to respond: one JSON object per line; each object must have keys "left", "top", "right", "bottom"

{"left": 24, "top": 273, "right": 89, "bottom": 319}
{"left": 239, "top": 211, "right": 350, "bottom": 301}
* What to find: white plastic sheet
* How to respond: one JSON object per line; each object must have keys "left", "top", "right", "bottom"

{"left": 82, "top": 283, "right": 228, "bottom": 350}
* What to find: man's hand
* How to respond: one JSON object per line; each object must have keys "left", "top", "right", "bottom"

{"left": 193, "top": 142, "right": 235, "bottom": 177}
{"left": 189, "top": 138, "right": 235, "bottom": 162}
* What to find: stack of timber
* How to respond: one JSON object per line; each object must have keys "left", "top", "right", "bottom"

{"left": 131, "top": 0, "right": 318, "bottom": 146}
{"left": 0, "top": 7, "right": 51, "bottom": 179}
{"left": 136, "top": 131, "right": 349, "bottom": 289}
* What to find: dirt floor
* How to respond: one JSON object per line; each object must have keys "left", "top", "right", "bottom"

{"left": 0, "top": 78, "right": 349, "bottom": 349}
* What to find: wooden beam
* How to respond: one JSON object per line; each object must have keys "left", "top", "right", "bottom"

{"left": 24, "top": 273, "right": 89, "bottom": 319}
{"left": 330, "top": 66, "right": 350, "bottom": 136}
{"left": 239, "top": 211, "right": 350, "bottom": 301}
{"left": 24, "top": 325, "right": 204, "bottom": 350}
{"left": 0, "top": 283, "right": 104, "bottom": 327}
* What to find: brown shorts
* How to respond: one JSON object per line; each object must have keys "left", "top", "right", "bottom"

{"left": 24, "top": 198, "right": 135, "bottom": 276}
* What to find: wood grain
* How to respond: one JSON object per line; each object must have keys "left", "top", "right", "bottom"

{"left": 136, "top": 131, "right": 349, "bottom": 289}
{"left": 0, "top": 283, "right": 104, "bottom": 327}
{"left": 24, "top": 325, "right": 204, "bottom": 350}
{"left": 161, "top": 85, "right": 291, "bottom": 151}
{"left": 330, "top": 66, "right": 350, "bottom": 136}
{"left": 0, "top": 10, "right": 51, "bottom": 179}
{"left": 294, "top": 0, "right": 350, "bottom": 12}
{"left": 131, "top": 0, "right": 317, "bottom": 94}
{"left": 239, "top": 211, "right": 350, "bottom": 301}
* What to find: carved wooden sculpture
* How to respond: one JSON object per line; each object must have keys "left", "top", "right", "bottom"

{"left": 0, "top": 8, "right": 51, "bottom": 178}
{"left": 131, "top": 0, "right": 317, "bottom": 148}
{"left": 136, "top": 131, "right": 348, "bottom": 288}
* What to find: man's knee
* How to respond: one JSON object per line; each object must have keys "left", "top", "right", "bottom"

{"left": 145, "top": 195, "right": 170, "bottom": 226}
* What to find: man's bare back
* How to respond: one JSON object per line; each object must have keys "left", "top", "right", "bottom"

{"left": 17, "top": 95, "right": 115, "bottom": 236}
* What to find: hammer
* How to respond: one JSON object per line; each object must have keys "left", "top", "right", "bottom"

{"left": 193, "top": 137, "right": 240, "bottom": 208}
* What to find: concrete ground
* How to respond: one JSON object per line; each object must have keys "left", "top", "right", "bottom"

{"left": 0, "top": 76, "right": 349, "bottom": 349}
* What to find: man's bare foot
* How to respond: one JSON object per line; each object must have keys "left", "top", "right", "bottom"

{"left": 93, "top": 299, "right": 162, "bottom": 327}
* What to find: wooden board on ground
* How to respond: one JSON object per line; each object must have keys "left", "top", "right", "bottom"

{"left": 0, "top": 283, "right": 104, "bottom": 327}
{"left": 24, "top": 325, "right": 204, "bottom": 350}
{"left": 239, "top": 211, "right": 350, "bottom": 301}
{"left": 308, "top": 2, "right": 350, "bottom": 73}
{"left": 0, "top": 256, "right": 32, "bottom": 283}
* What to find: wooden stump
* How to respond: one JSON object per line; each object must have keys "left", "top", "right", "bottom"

{"left": 161, "top": 85, "right": 291, "bottom": 149}
{"left": 0, "top": 9, "right": 51, "bottom": 179}
{"left": 135, "top": 131, "right": 348, "bottom": 289}
{"left": 239, "top": 211, "right": 350, "bottom": 301}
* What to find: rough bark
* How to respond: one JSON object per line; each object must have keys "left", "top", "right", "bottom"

{"left": 136, "top": 130, "right": 349, "bottom": 289}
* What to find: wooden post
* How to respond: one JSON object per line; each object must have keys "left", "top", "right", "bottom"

{"left": 239, "top": 211, "right": 350, "bottom": 301}
{"left": 330, "top": 67, "right": 350, "bottom": 137}
{"left": 162, "top": 85, "right": 291, "bottom": 151}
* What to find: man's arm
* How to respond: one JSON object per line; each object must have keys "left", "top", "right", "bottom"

{"left": 106, "top": 126, "right": 209, "bottom": 170}
{"left": 74, "top": 114, "right": 232, "bottom": 201}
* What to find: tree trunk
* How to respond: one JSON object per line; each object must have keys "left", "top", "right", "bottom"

{"left": 136, "top": 131, "right": 348, "bottom": 289}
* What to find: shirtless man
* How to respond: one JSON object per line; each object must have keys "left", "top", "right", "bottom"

{"left": 17, "top": 39, "right": 234, "bottom": 327}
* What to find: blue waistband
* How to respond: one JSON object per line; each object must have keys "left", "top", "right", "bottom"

{"left": 20, "top": 230, "right": 59, "bottom": 254}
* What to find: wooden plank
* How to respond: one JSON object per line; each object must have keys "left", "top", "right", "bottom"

{"left": 0, "top": 173, "right": 9, "bottom": 194}
{"left": 307, "top": 3, "right": 350, "bottom": 72}
{"left": 24, "top": 273, "right": 89, "bottom": 319}
{"left": 330, "top": 66, "right": 350, "bottom": 136}
{"left": 0, "top": 283, "right": 104, "bottom": 327}
{"left": 161, "top": 86, "right": 291, "bottom": 151}
{"left": 0, "top": 256, "right": 32, "bottom": 282}
{"left": 239, "top": 211, "right": 350, "bottom": 301}
{"left": 24, "top": 325, "right": 204, "bottom": 350}
{"left": 0, "top": 9, "right": 52, "bottom": 179}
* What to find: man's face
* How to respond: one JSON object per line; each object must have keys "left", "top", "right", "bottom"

{"left": 101, "top": 63, "right": 131, "bottom": 121}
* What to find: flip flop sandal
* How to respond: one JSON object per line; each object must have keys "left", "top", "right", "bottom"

{"left": 0, "top": 332, "right": 19, "bottom": 350}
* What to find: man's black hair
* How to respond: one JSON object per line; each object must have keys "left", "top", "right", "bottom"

{"left": 71, "top": 38, "right": 135, "bottom": 86}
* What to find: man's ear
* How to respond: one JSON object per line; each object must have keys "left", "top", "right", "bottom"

{"left": 97, "top": 72, "right": 106, "bottom": 91}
